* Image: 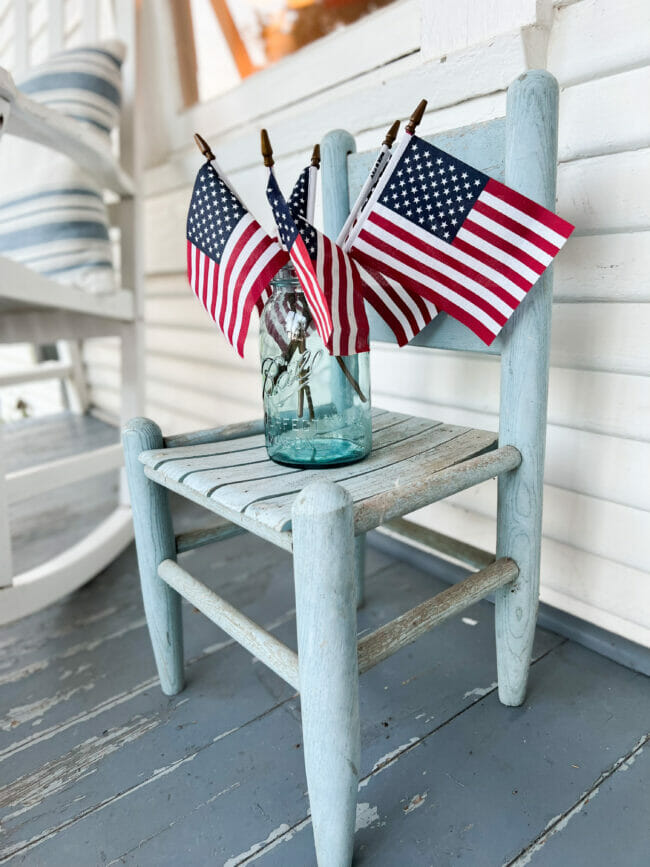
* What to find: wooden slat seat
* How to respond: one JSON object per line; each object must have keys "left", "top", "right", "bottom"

{"left": 139, "top": 410, "right": 519, "bottom": 546}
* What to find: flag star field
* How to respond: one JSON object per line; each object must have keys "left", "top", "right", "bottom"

{"left": 379, "top": 138, "right": 488, "bottom": 241}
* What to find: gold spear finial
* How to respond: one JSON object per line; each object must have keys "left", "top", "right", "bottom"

{"left": 194, "top": 132, "right": 215, "bottom": 161}
{"left": 310, "top": 143, "right": 321, "bottom": 168}
{"left": 405, "top": 99, "right": 427, "bottom": 135}
{"left": 261, "top": 129, "right": 274, "bottom": 168}
{"left": 383, "top": 120, "right": 400, "bottom": 148}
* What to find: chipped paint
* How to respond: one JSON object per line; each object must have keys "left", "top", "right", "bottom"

{"left": 359, "top": 737, "right": 420, "bottom": 788}
{"left": 464, "top": 681, "right": 497, "bottom": 699}
{"left": 0, "top": 683, "right": 96, "bottom": 731}
{"left": 355, "top": 802, "right": 380, "bottom": 830}
{"left": 0, "top": 607, "right": 298, "bottom": 765}
{"left": 462, "top": 617, "right": 478, "bottom": 626}
{"left": 222, "top": 824, "right": 292, "bottom": 867}
{"left": 0, "top": 676, "right": 158, "bottom": 763}
{"left": 0, "top": 744, "right": 200, "bottom": 863}
{"left": 404, "top": 792, "right": 428, "bottom": 814}
{"left": 0, "top": 716, "right": 160, "bottom": 818}
{"left": 0, "top": 658, "right": 49, "bottom": 686}
{"left": 0, "top": 618, "right": 144, "bottom": 687}
{"left": 238, "top": 818, "right": 312, "bottom": 864}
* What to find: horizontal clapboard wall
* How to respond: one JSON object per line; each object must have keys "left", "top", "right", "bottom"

{"left": 83, "top": 0, "right": 650, "bottom": 647}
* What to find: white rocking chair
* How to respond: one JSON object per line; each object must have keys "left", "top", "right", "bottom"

{"left": 0, "top": 0, "right": 143, "bottom": 623}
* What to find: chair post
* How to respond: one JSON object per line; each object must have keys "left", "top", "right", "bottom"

{"left": 321, "top": 129, "right": 366, "bottom": 609}
{"left": 495, "top": 71, "right": 559, "bottom": 706}
{"left": 122, "top": 417, "right": 184, "bottom": 695}
{"left": 292, "top": 480, "right": 360, "bottom": 867}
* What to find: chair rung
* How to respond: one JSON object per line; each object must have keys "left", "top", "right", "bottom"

{"left": 357, "top": 558, "right": 518, "bottom": 674}
{"left": 157, "top": 559, "right": 299, "bottom": 690}
{"left": 175, "top": 520, "right": 246, "bottom": 553}
{"left": 380, "top": 517, "right": 495, "bottom": 571}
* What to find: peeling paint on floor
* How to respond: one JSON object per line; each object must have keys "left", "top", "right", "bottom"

{"left": 508, "top": 735, "right": 649, "bottom": 866}
{"left": 463, "top": 681, "right": 497, "bottom": 699}
{"left": 223, "top": 824, "right": 293, "bottom": 867}
{"left": 403, "top": 792, "right": 428, "bottom": 814}
{"left": 356, "top": 802, "right": 380, "bottom": 830}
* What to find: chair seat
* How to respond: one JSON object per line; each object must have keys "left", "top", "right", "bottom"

{"left": 139, "top": 409, "right": 506, "bottom": 547}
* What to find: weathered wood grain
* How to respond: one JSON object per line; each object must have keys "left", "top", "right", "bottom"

{"left": 292, "top": 482, "right": 360, "bottom": 867}
{"left": 358, "top": 558, "right": 518, "bottom": 674}
{"left": 164, "top": 418, "right": 265, "bottom": 449}
{"left": 242, "top": 424, "right": 476, "bottom": 533}
{"left": 157, "top": 559, "right": 299, "bottom": 690}
{"left": 145, "top": 434, "right": 267, "bottom": 469}
{"left": 215, "top": 419, "right": 446, "bottom": 511}
{"left": 174, "top": 519, "right": 246, "bottom": 553}
{"left": 142, "top": 465, "right": 294, "bottom": 553}
{"left": 353, "top": 438, "right": 517, "bottom": 535}
{"left": 494, "top": 70, "right": 558, "bottom": 707}
{"left": 122, "top": 418, "right": 184, "bottom": 695}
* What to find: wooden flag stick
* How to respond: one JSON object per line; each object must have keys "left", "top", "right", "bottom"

{"left": 336, "top": 119, "right": 400, "bottom": 247}
{"left": 405, "top": 99, "right": 427, "bottom": 134}
{"left": 194, "top": 131, "right": 241, "bottom": 199}
{"left": 261, "top": 128, "right": 287, "bottom": 252}
{"left": 307, "top": 143, "right": 320, "bottom": 224}
{"left": 343, "top": 102, "right": 424, "bottom": 252}
{"left": 261, "top": 128, "right": 274, "bottom": 167}
{"left": 335, "top": 356, "right": 367, "bottom": 402}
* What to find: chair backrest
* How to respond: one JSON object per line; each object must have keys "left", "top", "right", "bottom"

{"left": 320, "top": 70, "right": 559, "bottom": 456}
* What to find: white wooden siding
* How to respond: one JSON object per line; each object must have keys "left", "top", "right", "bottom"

{"left": 84, "top": 0, "right": 650, "bottom": 647}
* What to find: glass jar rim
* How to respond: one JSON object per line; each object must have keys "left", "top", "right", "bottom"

{"left": 271, "top": 264, "right": 300, "bottom": 288}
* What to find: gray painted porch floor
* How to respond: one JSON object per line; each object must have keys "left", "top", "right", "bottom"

{"left": 1, "top": 414, "right": 649, "bottom": 866}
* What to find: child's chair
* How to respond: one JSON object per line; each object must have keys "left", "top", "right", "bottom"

{"left": 123, "top": 70, "right": 558, "bottom": 867}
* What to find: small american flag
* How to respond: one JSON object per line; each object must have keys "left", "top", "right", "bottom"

{"left": 286, "top": 160, "right": 435, "bottom": 349}
{"left": 267, "top": 170, "right": 334, "bottom": 346}
{"left": 300, "top": 214, "right": 370, "bottom": 356}
{"left": 288, "top": 165, "right": 310, "bottom": 219}
{"left": 271, "top": 164, "right": 370, "bottom": 356}
{"left": 348, "top": 133, "right": 574, "bottom": 344}
{"left": 186, "top": 162, "right": 287, "bottom": 357}
{"left": 355, "top": 260, "right": 438, "bottom": 347}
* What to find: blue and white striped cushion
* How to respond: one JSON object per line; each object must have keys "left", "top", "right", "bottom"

{"left": 0, "top": 41, "right": 125, "bottom": 294}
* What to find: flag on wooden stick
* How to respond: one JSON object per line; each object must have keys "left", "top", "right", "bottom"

{"left": 288, "top": 144, "right": 319, "bottom": 221}
{"left": 278, "top": 143, "right": 369, "bottom": 355}
{"left": 266, "top": 169, "right": 334, "bottom": 345}
{"left": 186, "top": 160, "right": 288, "bottom": 357}
{"left": 346, "top": 120, "right": 574, "bottom": 345}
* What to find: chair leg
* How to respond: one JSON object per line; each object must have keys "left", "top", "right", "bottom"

{"left": 354, "top": 534, "right": 366, "bottom": 609}
{"left": 494, "top": 464, "right": 542, "bottom": 707}
{"left": 122, "top": 417, "right": 184, "bottom": 696}
{"left": 292, "top": 481, "right": 360, "bottom": 867}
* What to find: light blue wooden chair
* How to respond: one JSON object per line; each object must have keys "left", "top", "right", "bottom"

{"left": 123, "top": 71, "right": 558, "bottom": 867}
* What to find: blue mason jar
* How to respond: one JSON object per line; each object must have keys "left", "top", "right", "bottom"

{"left": 259, "top": 266, "right": 372, "bottom": 467}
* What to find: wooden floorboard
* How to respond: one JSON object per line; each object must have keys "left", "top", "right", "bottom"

{"left": 0, "top": 418, "right": 648, "bottom": 865}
